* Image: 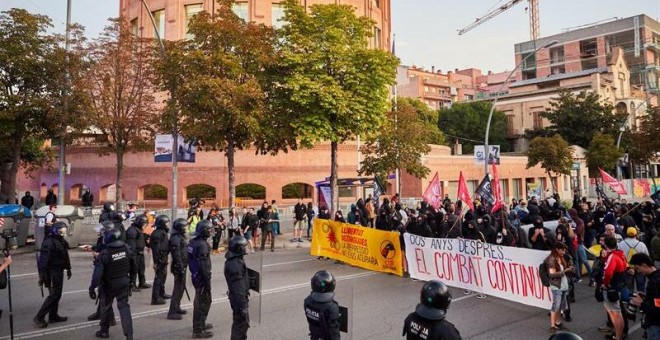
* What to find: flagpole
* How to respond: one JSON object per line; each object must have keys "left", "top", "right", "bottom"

{"left": 392, "top": 34, "right": 400, "bottom": 197}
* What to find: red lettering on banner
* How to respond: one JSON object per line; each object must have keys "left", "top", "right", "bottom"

{"left": 434, "top": 252, "right": 454, "bottom": 280}
{"left": 415, "top": 248, "right": 430, "bottom": 274}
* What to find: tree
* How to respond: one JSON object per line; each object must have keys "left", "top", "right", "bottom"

{"left": 626, "top": 106, "right": 660, "bottom": 166}
{"left": 84, "top": 19, "right": 159, "bottom": 206}
{"left": 526, "top": 134, "right": 573, "bottom": 192}
{"left": 359, "top": 97, "right": 444, "bottom": 185}
{"left": 0, "top": 9, "right": 69, "bottom": 202}
{"left": 438, "top": 101, "right": 510, "bottom": 154}
{"left": 276, "top": 0, "right": 398, "bottom": 213}
{"left": 543, "top": 89, "right": 625, "bottom": 149}
{"left": 157, "top": 0, "right": 289, "bottom": 209}
{"left": 585, "top": 132, "right": 624, "bottom": 177}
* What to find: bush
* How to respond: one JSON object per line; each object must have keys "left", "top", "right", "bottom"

{"left": 144, "top": 185, "right": 167, "bottom": 200}
{"left": 236, "top": 183, "right": 265, "bottom": 199}
{"left": 187, "top": 184, "right": 216, "bottom": 199}
{"left": 282, "top": 183, "right": 313, "bottom": 199}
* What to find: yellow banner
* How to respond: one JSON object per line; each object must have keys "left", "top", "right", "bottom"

{"left": 310, "top": 219, "right": 403, "bottom": 276}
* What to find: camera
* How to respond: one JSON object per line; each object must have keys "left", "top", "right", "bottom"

{"left": 1, "top": 228, "right": 18, "bottom": 252}
{"left": 625, "top": 292, "right": 645, "bottom": 321}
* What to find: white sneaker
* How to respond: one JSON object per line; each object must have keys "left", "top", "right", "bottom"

{"left": 476, "top": 294, "right": 487, "bottom": 299}
{"left": 464, "top": 290, "right": 471, "bottom": 295}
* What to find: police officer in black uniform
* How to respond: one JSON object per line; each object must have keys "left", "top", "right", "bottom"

{"left": 34, "top": 222, "right": 72, "bottom": 328}
{"left": 126, "top": 214, "right": 151, "bottom": 292}
{"left": 99, "top": 203, "right": 116, "bottom": 223}
{"left": 88, "top": 221, "right": 117, "bottom": 322}
{"left": 151, "top": 215, "right": 171, "bottom": 305}
{"left": 304, "top": 270, "right": 341, "bottom": 340}
{"left": 188, "top": 220, "right": 214, "bottom": 338}
{"left": 112, "top": 211, "right": 127, "bottom": 242}
{"left": 89, "top": 228, "right": 133, "bottom": 339}
{"left": 403, "top": 280, "right": 461, "bottom": 340}
{"left": 167, "top": 218, "right": 189, "bottom": 320}
{"left": 225, "top": 235, "right": 250, "bottom": 340}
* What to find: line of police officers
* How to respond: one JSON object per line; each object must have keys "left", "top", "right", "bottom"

{"left": 32, "top": 205, "right": 588, "bottom": 340}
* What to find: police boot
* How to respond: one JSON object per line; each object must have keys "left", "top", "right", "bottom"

{"left": 33, "top": 316, "right": 48, "bottom": 328}
{"left": 49, "top": 315, "right": 68, "bottom": 323}
{"left": 176, "top": 309, "right": 187, "bottom": 315}
{"left": 131, "top": 285, "right": 141, "bottom": 293}
{"left": 88, "top": 312, "right": 100, "bottom": 321}
{"left": 95, "top": 330, "right": 110, "bottom": 338}
{"left": 192, "top": 330, "right": 213, "bottom": 338}
{"left": 138, "top": 283, "right": 152, "bottom": 289}
{"left": 167, "top": 313, "right": 183, "bottom": 320}
{"left": 162, "top": 294, "right": 172, "bottom": 299}
{"left": 151, "top": 299, "right": 166, "bottom": 305}
{"left": 204, "top": 323, "right": 213, "bottom": 330}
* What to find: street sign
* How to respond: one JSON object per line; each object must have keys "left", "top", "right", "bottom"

{"left": 474, "top": 145, "right": 500, "bottom": 165}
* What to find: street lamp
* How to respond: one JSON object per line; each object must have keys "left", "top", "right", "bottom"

{"left": 615, "top": 96, "right": 652, "bottom": 179}
{"left": 139, "top": 0, "right": 179, "bottom": 220}
{"left": 483, "top": 40, "right": 558, "bottom": 175}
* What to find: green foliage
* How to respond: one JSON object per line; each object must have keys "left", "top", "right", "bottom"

{"left": 282, "top": 183, "right": 313, "bottom": 199}
{"left": 586, "top": 132, "right": 624, "bottom": 177}
{"left": 438, "top": 101, "right": 510, "bottom": 154}
{"left": 626, "top": 106, "right": 660, "bottom": 165}
{"left": 543, "top": 89, "right": 625, "bottom": 149}
{"left": 360, "top": 97, "right": 442, "bottom": 182}
{"left": 236, "top": 184, "right": 266, "bottom": 200}
{"left": 143, "top": 185, "right": 167, "bottom": 200}
{"left": 187, "top": 184, "right": 216, "bottom": 199}
{"left": 526, "top": 134, "right": 573, "bottom": 183}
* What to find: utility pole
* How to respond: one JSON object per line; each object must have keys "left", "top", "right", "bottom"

{"left": 57, "top": 0, "right": 72, "bottom": 206}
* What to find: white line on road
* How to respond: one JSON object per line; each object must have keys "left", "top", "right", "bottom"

{"left": 0, "top": 271, "right": 379, "bottom": 339}
{"left": 262, "top": 258, "right": 315, "bottom": 267}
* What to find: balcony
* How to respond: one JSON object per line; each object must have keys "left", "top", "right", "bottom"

{"left": 645, "top": 42, "right": 660, "bottom": 52}
{"left": 423, "top": 91, "right": 450, "bottom": 99}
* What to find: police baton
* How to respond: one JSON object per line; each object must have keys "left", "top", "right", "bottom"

{"left": 183, "top": 284, "right": 191, "bottom": 302}
{"left": 35, "top": 253, "right": 44, "bottom": 298}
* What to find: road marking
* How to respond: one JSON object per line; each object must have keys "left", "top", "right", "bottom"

{"left": 12, "top": 273, "right": 37, "bottom": 278}
{"left": 0, "top": 271, "right": 378, "bottom": 339}
{"left": 262, "top": 258, "right": 315, "bottom": 267}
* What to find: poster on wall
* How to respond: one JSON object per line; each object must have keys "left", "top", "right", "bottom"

{"left": 154, "top": 135, "right": 196, "bottom": 163}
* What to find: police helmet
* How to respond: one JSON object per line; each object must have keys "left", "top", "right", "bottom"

{"left": 548, "top": 332, "right": 583, "bottom": 340}
{"left": 103, "top": 228, "right": 121, "bottom": 244}
{"left": 195, "top": 219, "right": 213, "bottom": 238}
{"left": 50, "top": 221, "right": 67, "bottom": 237}
{"left": 416, "top": 280, "right": 451, "bottom": 320}
{"left": 228, "top": 235, "right": 248, "bottom": 255}
{"left": 132, "top": 214, "right": 148, "bottom": 228}
{"left": 103, "top": 203, "right": 115, "bottom": 213}
{"left": 172, "top": 218, "right": 189, "bottom": 234}
{"left": 311, "top": 270, "right": 336, "bottom": 294}
{"left": 102, "top": 220, "right": 115, "bottom": 231}
{"left": 155, "top": 215, "right": 170, "bottom": 230}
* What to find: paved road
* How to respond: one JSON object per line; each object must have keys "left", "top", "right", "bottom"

{"left": 0, "top": 245, "right": 646, "bottom": 340}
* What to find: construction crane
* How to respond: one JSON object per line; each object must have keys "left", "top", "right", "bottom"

{"left": 458, "top": 0, "right": 540, "bottom": 40}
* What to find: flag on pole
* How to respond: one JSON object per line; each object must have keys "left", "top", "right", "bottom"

{"left": 598, "top": 168, "right": 627, "bottom": 195}
{"left": 476, "top": 174, "right": 495, "bottom": 206}
{"left": 491, "top": 163, "right": 503, "bottom": 213}
{"left": 457, "top": 171, "right": 474, "bottom": 211}
{"left": 373, "top": 176, "right": 385, "bottom": 208}
{"left": 422, "top": 172, "right": 443, "bottom": 209}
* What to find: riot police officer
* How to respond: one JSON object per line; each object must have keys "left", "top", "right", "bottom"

{"left": 304, "top": 270, "right": 341, "bottom": 340}
{"left": 225, "top": 235, "right": 250, "bottom": 340}
{"left": 168, "top": 218, "right": 189, "bottom": 320}
{"left": 188, "top": 220, "right": 214, "bottom": 338}
{"left": 112, "top": 211, "right": 127, "bottom": 242}
{"left": 88, "top": 221, "right": 117, "bottom": 322}
{"left": 402, "top": 280, "right": 461, "bottom": 340}
{"left": 89, "top": 228, "right": 133, "bottom": 339}
{"left": 126, "top": 215, "right": 150, "bottom": 292}
{"left": 99, "top": 203, "right": 116, "bottom": 223}
{"left": 34, "top": 222, "right": 72, "bottom": 328}
{"left": 150, "top": 215, "right": 171, "bottom": 305}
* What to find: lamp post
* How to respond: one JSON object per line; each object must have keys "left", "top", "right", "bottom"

{"left": 139, "top": 0, "right": 179, "bottom": 220}
{"left": 483, "top": 40, "right": 558, "bottom": 175}
{"left": 615, "top": 96, "right": 652, "bottom": 179}
{"left": 57, "top": 0, "right": 72, "bottom": 206}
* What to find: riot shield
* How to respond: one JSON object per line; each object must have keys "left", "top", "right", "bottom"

{"left": 245, "top": 249, "right": 263, "bottom": 325}
{"left": 334, "top": 281, "right": 354, "bottom": 340}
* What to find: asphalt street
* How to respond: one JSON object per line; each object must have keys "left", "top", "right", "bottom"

{"left": 0, "top": 245, "right": 647, "bottom": 340}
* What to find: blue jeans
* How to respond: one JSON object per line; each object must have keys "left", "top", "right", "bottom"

{"left": 575, "top": 244, "right": 593, "bottom": 279}
{"left": 646, "top": 325, "right": 660, "bottom": 340}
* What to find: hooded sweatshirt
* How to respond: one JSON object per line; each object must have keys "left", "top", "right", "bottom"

{"left": 603, "top": 249, "right": 627, "bottom": 288}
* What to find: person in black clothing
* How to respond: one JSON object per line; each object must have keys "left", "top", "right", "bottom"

{"left": 402, "top": 280, "right": 461, "bottom": 340}
{"left": 480, "top": 215, "right": 497, "bottom": 244}
{"left": 529, "top": 216, "right": 552, "bottom": 250}
{"left": 45, "top": 189, "right": 57, "bottom": 206}
{"left": 126, "top": 215, "right": 150, "bottom": 292}
{"left": 304, "top": 270, "right": 340, "bottom": 340}
{"left": 188, "top": 220, "right": 214, "bottom": 338}
{"left": 629, "top": 253, "right": 660, "bottom": 338}
{"left": 168, "top": 218, "right": 189, "bottom": 320}
{"left": 261, "top": 205, "right": 277, "bottom": 252}
{"left": 21, "top": 191, "right": 34, "bottom": 209}
{"left": 462, "top": 212, "right": 485, "bottom": 242}
{"left": 82, "top": 189, "right": 94, "bottom": 207}
{"left": 241, "top": 208, "right": 259, "bottom": 253}
{"left": 112, "top": 211, "right": 126, "bottom": 242}
{"left": 88, "top": 228, "right": 133, "bottom": 339}
{"left": 318, "top": 206, "right": 331, "bottom": 220}
{"left": 99, "top": 203, "right": 116, "bottom": 223}
{"left": 88, "top": 221, "right": 116, "bottom": 322}
{"left": 34, "top": 222, "right": 72, "bottom": 328}
{"left": 150, "top": 215, "right": 171, "bottom": 305}
{"left": 225, "top": 235, "right": 251, "bottom": 340}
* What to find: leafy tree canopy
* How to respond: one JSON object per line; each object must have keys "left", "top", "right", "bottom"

{"left": 438, "top": 101, "right": 510, "bottom": 154}
{"left": 585, "top": 132, "right": 624, "bottom": 177}
{"left": 526, "top": 134, "right": 573, "bottom": 183}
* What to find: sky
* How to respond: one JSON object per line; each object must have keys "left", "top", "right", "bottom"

{"left": 1, "top": 0, "right": 659, "bottom": 73}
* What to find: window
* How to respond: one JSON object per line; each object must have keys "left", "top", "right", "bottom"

{"left": 580, "top": 38, "right": 597, "bottom": 57}
{"left": 533, "top": 112, "right": 543, "bottom": 129}
{"left": 374, "top": 0, "right": 380, "bottom": 8}
{"left": 549, "top": 46, "right": 564, "bottom": 64}
{"left": 512, "top": 178, "right": 522, "bottom": 199}
{"left": 130, "top": 18, "right": 139, "bottom": 37}
{"left": 506, "top": 115, "right": 514, "bottom": 133}
{"left": 373, "top": 27, "right": 381, "bottom": 49}
{"left": 232, "top": 2, "right": 249, "bottom": 21}
{"left": 152, "top": 9, "right": 165, "bottom": 39}
{"left": 185, "top": 4, "right": 203, "bottom": 40}
{"left": 550, "top": 65, "right": 565, "bottom": 75}
{"left": 581, "top": 58, "right": 598, "bottom": 70}
{"left": 271, "top": 3, "right": 286, "bottom": 29}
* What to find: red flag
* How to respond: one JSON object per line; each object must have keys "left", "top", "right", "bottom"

{"left": 599, "top": 168, "right": 627, "bottom": 195}
{"left": 491, "top": 163, "right": 503, "bottom": 213}
{"left": 457, "top": 171, "right": 474, "bottom": 211}
{"left": 422, "top": 172, "right": 443, "bottom": 209}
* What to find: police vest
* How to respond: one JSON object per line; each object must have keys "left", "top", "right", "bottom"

{"left": 305, "top": 302, "right": 329, "bottom": 339}
{"left": 403, "top": 312, "right": 461, "bottom": 340}
{"left": 103, "top": 246, "right": 130, "bottom": 283}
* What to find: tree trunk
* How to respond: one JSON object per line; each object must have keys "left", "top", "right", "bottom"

{"left": 330, "top": 141, "right": 338, "bottom": 216}
{"left": 116, "top": 150, "right": 124, "bottom": 210}
{"left": 227, "top": 140, "right": 236, "bottom": 209}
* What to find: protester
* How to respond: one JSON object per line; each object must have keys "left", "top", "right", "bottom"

{"left": 601, "top": 236, "right": 627, "bottom": 340}
{"left": 628, "top": 253, "right": 660, "bottom": 339}
{"left": 618, "top": 227, "right": 650, "bottom": 294}
{"left": 546, "top": 242, "right": 573, "bottom": 334}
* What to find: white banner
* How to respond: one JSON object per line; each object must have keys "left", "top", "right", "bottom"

{"left": 404, "top": 234, "right": 552, "bottom": 309}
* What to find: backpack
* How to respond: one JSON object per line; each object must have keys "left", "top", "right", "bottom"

{"left": 624, "top": 240, "right": 641, "bottom": 264}
{"left": 539, "top": 258, "right": 551, "bottom": 287}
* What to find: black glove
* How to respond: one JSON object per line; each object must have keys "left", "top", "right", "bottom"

{"left": 89, "top": 288, "right": 97, "bottom": 300}
{"left": 66, "top": 269, "right": 72, "bottom": 280}
{"left": 44, "top": 276, "right": 51, "bottom": 288}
